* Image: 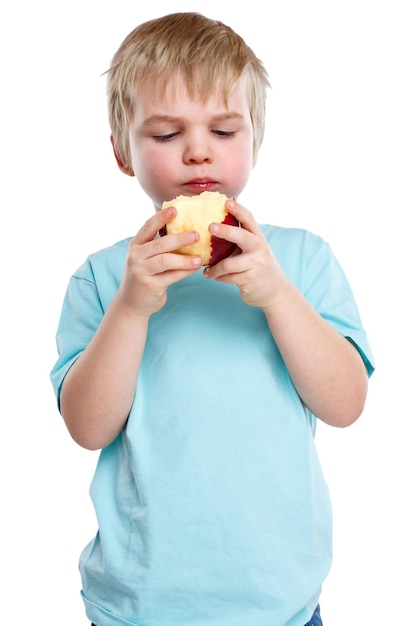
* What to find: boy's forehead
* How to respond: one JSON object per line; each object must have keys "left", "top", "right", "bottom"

{"left": 132, "top": 72, "right": 249, "bottom": 110}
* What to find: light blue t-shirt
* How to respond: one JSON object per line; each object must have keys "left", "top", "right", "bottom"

{"left": 51, "top": 224, "right": 374, "bottom": 626}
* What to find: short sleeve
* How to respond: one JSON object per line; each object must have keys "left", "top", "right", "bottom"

{"left": 304, "top": 239, "right": 375, "bottom": 376}
{"left": 263, "top": 225, "right": 375, "bottom": 377}
{"left": 50, "top": 261, "right": 105, "bottom": 408}
{"left": 50, "top": 239, "right": 129, "bottom": 408}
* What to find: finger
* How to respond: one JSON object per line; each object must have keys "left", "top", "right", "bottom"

{"left": 204, "top": 250, "right": 253, "bottom": 280}
{"left": 150, "top": 230, "right": 200, "bottom": 257}
{"left": 127, "top": 230, "right": 202, "bottom": 272}
{"left": 225, "top": 199, "right": 264, "bottom": 236}
{"left": 209, "top": 221, "right": 260, "bottom": 255}
{"left": 131, "top": 206, "right": 177, "bottom": 245}
{"left": 145, "top": 251, "right": 202, "bottom": 277}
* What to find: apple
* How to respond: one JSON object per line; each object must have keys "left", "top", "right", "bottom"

{"left": 160, "top": 191, "right": 239, "bottom": 266}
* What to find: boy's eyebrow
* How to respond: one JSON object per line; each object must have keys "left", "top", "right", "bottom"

{"left": 142, "top": 112, "right": 245, "bottom": 126}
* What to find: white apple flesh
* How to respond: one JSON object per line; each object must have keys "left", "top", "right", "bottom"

{"left": 161, "top": 191, "right": 239, "bottom": 266}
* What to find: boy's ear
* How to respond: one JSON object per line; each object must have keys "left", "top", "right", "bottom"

{"left": 110, "top": 135, "right": 134, "bottom": 176}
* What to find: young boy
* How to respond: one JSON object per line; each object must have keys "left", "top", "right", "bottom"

{"left": 51, "top": 12, "right": 374, "bottom": 626}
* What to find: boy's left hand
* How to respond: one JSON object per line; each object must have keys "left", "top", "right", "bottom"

{"left": 203, "top": 198, "right": 287, "bottom": 309}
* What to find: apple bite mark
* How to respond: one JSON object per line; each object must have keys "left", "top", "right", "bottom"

{"left": 161, "top": 191, "right": 239, "bottom": 266}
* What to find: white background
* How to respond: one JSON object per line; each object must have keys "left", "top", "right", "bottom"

{"left": 1, "top": 1, "right": 416, "bottom": 624}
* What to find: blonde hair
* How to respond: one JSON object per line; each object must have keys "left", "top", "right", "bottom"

{"left": 106, "top": 12, "right": 270, "bottom": 167}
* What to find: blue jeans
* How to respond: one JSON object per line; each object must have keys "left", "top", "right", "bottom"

{"left": 305, "top": 603, "right": 323, "bottom": 626}
{"left": 92, "top": 605, "right": 322, "bottom": 626}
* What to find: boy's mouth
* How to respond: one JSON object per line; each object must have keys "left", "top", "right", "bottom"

{"left": 183, "top": 179, "right": 219, "bottom": 193}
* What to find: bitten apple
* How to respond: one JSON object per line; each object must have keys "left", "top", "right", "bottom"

{"left": 160, "top": 191, "right": 239, "bottom": 266}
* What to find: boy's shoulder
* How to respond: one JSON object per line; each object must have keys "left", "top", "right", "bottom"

{"left": 260, "top": 223, "right": 327, "bottom": 256}
{"left": 260, "top": 223, "right": 324, "bottom": 243}
{"left": 74, "top": 227, "right": 327, "bottom": 284}
{"left": 67, "top": 238, "right": 133, "bottom": 302}
{"left": 88, "top": 236, "right": 132, "bottom": 262}
{"left": 73, "top": 237, "right": 132, "bottom": 276}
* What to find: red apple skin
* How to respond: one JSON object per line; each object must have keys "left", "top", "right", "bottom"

{"left": 207, "top": 212, "right": 239, "bottom": 266}
{"left": 159, "top": 192, "right": 239, "bottom": 266}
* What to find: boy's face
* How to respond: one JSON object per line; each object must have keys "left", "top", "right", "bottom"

{"left": 118, "top": 75, "right": 254, "bottom": 209}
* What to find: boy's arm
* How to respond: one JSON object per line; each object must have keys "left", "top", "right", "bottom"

{"left": 205, "top": 199, "right": 369, "bottom": 427}
{"left": 60, "top": 207, "right": 202, "bottom": 450}
{"left": 60, "top": 295, "right": 149, "bottom": 450}
{"left": 262, "top": 280, "right": 369, "bottom": 427}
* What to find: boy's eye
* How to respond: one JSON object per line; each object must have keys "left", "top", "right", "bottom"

{"left": 213, "top": 130, "right": 235, "bottom": 137}
{"left": 154, "top": 132, "right": 179, "bottom": 141}
{"left": 152, "top": 129, "right": 236, "bottom": 141}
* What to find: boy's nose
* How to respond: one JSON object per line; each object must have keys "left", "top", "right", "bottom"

{"left": 183, "top": 140, "right": 213, "bottom": 164}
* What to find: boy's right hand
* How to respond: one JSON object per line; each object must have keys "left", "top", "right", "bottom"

{"left": 116, "top": 206, "right": 202, "bottom": 317}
